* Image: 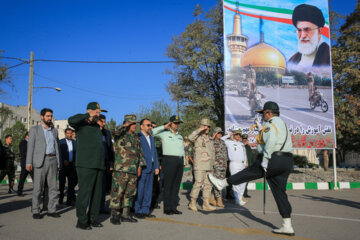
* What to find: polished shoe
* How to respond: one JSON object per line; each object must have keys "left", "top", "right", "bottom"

{"left": 121, "top": 216, "right": 138, "bottom": 222}
{"left": 164, "top": 210, "right": 174, "bottom": 215}
{"left": 89, "top": 219, "right": 103, "bottom": 227}
{"left": 243, "top": 194, "right": 251, "bottom": 198}
{"left": 144, "top": 213, "right": 156, "bottom": 218}
{"left": 17, "top": 192, "right": 25, "bottom": 197}
{"left": 66, "top": 201, "right": 75, "bottom": 207}
{"left": 110, "top": 209, "right": 121, "bottom": 225}
{"left": 134, "top": 213, "right": 145, "bottom": 219}
{"left": 47, "top": 212, "right": 61, "bottom": 218}
{"left": 99, "top": 209, "right": 110, "bottom": 214}
{"left": 172, "top": 210, "right": 182, "bottom": 215}
{"left": 208, "top": 174, "right": 228, "bottom": 191}
{"left": 76, "top": 221, "right": 92, "bottom": 230}
{"left": 32, "top": 213, "right": 43, "bottom": 219}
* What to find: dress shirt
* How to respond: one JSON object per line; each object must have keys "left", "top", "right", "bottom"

{"left": 66, "top": 138, "right": 74, "bottom": 162}
{"left": 42, "top": 124, "right": 55, "bottom": 154}
{"left": 152, "top": 126, "right": 185, "bottom": 162}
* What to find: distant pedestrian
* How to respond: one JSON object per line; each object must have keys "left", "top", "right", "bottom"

{"left": 17, "top": 132, "right": 33, "bottom": 196}
{"left": 0, "top": 135, "right": 16, "bottom": 193}
{"left": 59, "top": 128, "right": 77, "bottom": 206}
{"left": 26, "top": 108, "right": 61, "bottom": 219}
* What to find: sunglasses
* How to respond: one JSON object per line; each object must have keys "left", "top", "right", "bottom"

{"left": 144, "top": 124, "right": 152, "bottom": 127}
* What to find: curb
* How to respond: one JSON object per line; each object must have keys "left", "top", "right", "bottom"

{"left": 180, "top": 181, "right": 360, "bottom": 190}
{"left": 2, "top": 178, "right": 360, "bottom": 191}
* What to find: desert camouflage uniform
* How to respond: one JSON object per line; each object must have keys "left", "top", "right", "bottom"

{"left": 212, "top": 139, "right": 228, "bottom": 198}
{"left": 188, "top": 128, "right": 215, "bottom": 199}
{"left": 109, "top": 126, "right": 146, "bottom": 211}
{"left": 0, "top": 144, "right": 15, "bottom": 188}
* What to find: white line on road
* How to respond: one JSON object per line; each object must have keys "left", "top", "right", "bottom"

{"left": 225, "top": 104, "right": 239, "bottom": 126}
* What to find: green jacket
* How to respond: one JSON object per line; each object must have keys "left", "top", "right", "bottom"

{"left": 68, "top": 113, "right": 105, "bottom": 169}
{"left": 3, "top": 144, "right": 15, "bottom": 167}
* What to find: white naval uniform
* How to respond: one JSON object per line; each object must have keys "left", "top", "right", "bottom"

{"left": 221, "top": 134, "right": 247, "bottom": 205}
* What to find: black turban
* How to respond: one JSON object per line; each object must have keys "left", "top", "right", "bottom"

{"left": 292, "top": 4, "right": 325, "bottom": 27}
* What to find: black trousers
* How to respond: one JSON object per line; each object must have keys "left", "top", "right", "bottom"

{"left": 59, "top": 165, "right": 77, "bottom": 202}
{"left": 18, "top": 167, "right": 34, "bottom": 193}
{"left": 162, "top": 156, "right": 183, "bottom": 212}
{"left": 228, "top": 153, "right": 293, "bottom": 218}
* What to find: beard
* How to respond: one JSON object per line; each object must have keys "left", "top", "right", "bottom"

{"left": 44, "top": 120, "right": 53, "bottom": 127}
{"left": 297, "top": 30, "right": 319, "bottom": 55}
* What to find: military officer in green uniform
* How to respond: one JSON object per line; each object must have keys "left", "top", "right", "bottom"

{"left": 109, "top": 114, "right": 146, "bottom": 225}
{"left": 0, "top": 135, "right": 15, "bottom": 193}
{"left": 68, "top": 102, "right": 107, "bottom": 230}
{"left": 209, "top": 101, "right": 295, "bottom": 236}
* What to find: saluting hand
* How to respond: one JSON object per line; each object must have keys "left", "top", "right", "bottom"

{"left": 164, "top": 122, "right": 172, "bottom": 130}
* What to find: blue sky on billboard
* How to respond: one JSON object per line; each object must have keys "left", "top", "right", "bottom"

{"left": 223, "top": 0, "right": 332, "bottom": 72}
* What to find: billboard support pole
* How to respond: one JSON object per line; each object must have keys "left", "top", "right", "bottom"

{"left": 332, "top": 148, "right": 338, "bottom": 190}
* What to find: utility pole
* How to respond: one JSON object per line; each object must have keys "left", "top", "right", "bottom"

{"left": 27, "top": 51, "right": 34, "bottom": 130}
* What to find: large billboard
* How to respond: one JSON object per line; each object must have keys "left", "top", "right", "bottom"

{"left": 223, "top": 0, "right": 336, "bottom": 148}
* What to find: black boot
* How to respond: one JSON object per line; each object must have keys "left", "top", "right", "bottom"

{"left": 121, "top": 207, "right": 138, "bottom": 223}
{"left": 110, "top": 209, "right": 121, "bottom": 225}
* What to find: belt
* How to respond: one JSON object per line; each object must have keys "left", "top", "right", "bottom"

{"left": 45, "top": 153, "right": 56, "bottom": 157}
{"left": 163, "top": 155, "right": 183, "bottom": 159}
{"left": 272, "top": 151, "right": 292, "bottom": 157}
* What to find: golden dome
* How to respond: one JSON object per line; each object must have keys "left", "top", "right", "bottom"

{"left": 240, "top": 41, "right": 286, "bottom": 71}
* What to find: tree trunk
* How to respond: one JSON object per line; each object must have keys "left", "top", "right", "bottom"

{"left": 323, "top": 150, "right": 329, "bottom": 171}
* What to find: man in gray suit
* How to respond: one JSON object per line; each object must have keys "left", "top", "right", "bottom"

{"left": 26, "top": 108, "right": 61, "bottom": 219}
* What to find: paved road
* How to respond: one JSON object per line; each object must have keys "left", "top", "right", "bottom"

{"left": 225, "top": 86, "right": 334, "bottom": 129}
{"left": 1, "top": 184, "right": 359, "bottom": 240}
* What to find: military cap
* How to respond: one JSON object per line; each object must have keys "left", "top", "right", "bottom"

{"left": 87, "top": 102, "right": 107, "bottom": 112}
{"left": 200, "top": 118, "right": 211, "bottom": 127}
{"left": 292, "top": 4, "right": 325, "bottom": 28}
{"left": 241, "top": 134, "right": 248, "bottom": 139}
{"left": 213, "top": 127, "right": 224, "bottom": 134}
{"left": 124, "top": 114, "right": 138, "bottom": 123}
{"left": 169, "top": 115, "right": 183, "bottom": 123}
{"left": 256, "top": 101, "right": 279, "bottom": 113}
{"left": 232, "top": 128, "right": 242, "bottom": 135}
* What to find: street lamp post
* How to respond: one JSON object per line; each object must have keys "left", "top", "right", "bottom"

{"left": 27, "top": 51, "right": 62, "bottom": 130}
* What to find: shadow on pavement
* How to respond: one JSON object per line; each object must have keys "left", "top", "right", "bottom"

{"left": 0, "top": 199, "right": 32, "bottom": 214}
{"left": 300, "top": 194, "right": 360, "bottom": 209}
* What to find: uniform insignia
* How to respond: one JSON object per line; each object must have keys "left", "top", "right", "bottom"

{"left": 264, "top": 127, "right": 270, "bottom": 133}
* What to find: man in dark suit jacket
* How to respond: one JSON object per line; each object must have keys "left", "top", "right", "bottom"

{"left": 17, "top": 132, "right": 33, "bottom": 196}
{"left": 97, "top": 114, "right": 115, "bottom": 214}
{"left": 26, "top": 108, "right": 61, "bottom": 219}
{"left": 59, "top": 128, "right": 77, "bottom": 206}
{"left": 134, "top": 118, "right": 159, "bottom": 218}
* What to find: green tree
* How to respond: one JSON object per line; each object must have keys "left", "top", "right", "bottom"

{"left": 0, "top": 106, "right": 12, "bottom": 130}
{"left": 166, "top": 1, "right": 224, "bottom": 127}
{"left": 332, "top": 3, "right": 360, "bottom": 160}
{"left": 137, "top": 100, "right": 174, "bottom": 126}
{"left": 2, "top": 121, "right": 27, "bottom": 163}
{"left": 105, "top": 118, "right": 117, "bottom": 134}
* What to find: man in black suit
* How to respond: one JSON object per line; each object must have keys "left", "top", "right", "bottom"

{"left": 17, "top": 132, "right": 33, "bottom": 196}
{"left": 97, "top": 114, "right": 115, "bottom": 214}
{"left": 59, "top": 128, "right": 77, "bottom": 206}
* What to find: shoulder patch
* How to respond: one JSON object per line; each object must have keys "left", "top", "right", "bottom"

{"left": 264, "top": 127, "right": 271, "bottom": 133}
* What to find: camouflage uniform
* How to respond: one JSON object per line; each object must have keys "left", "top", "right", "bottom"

{"left": 0, "top": 144, "right": 15, "bottom": 190}
{"left": 188, "top": 123, "right": 215, "bottom": 200}
{"left": 110, "top": 126, "right": 146, "bottom": 211}
{"left": 212, "top": 139, "right": 228, "bottom": 198}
